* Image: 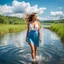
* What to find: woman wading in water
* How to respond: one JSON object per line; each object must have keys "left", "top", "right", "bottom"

{"left": 25, "top": 13, "right": 42, "bottom": 61}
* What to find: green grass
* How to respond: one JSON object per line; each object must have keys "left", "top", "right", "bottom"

{"left": 0, "top": 24, "right": 27, "bottom": 35}
{"left": 50, "top": 23, "right": 64, "bottom": 41}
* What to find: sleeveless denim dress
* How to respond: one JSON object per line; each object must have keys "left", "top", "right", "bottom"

{"left": 27, "top": 21, "right": 40, "bottom": 47}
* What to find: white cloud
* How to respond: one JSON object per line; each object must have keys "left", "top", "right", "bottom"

{"left": 8, "top": 13, "right": 24, "bottom": 18}
{"left": 0, "top": 0, "right": 46, "bottom": 18}
{"left": 50, "top": 11, "right": 64, "bottom": 20}
{"left": 0, "top": 4, "right": 12, "bottom": 15}
{"left": 12, "top": 0, "right": 46, "bottom": 14}
{"left": 51, "top": 11, "right": 64, "bottom": 16}
{"left": 37, "top": 11, "right": 64, "bottom": 21}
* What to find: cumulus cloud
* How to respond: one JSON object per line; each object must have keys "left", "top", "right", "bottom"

{"left": 51, "top": 11, "right": 64, "bottom": 16}
{"left": 0, "top": 4, "right": 12, "bottom": 15}
{"left": 0, "top": 0, "right": 46, "bottom": 18}
{"left": 50, "top": 11, "right": 64, "bottom": 20}
{"left": 12, "top": 0, "right": 46, "bottom": 14}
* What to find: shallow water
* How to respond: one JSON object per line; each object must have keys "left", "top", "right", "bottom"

{"left": 0, "top": 27, "right": 64, "bottom": 64}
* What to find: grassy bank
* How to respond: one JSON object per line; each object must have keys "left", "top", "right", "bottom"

{"left": 0, "top": 24, "right": 27, "bottom": 35}
{"left": 50, "top": 23, "right": 64, "bottom": 41}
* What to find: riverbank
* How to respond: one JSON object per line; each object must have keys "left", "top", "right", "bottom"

{"left": 0, "top": 22, "right": 42, "bottom": 36}
{"left": 43, "top": 23, "right": 64, "bottom": 42}
{"left": 0, "top": 24, "right": 27, "bottom": 36}
{"left": 50, "top": 23, "right": 64, "bottom": 42}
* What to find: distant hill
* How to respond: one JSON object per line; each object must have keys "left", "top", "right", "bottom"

{"left": 40, "top": 19, "right": 64, "bottom": 23}
{"left": 0, "top": 15, "right": 26, "bottom": 24}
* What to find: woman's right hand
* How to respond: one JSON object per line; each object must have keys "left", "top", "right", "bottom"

{"left": 40, "top": 38, "right": 42, "bottom": 43}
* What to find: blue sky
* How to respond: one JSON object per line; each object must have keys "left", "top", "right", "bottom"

{"left": 0, "top": 0, "right": 64, "bottom": 20}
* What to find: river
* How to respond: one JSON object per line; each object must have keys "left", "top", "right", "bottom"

{"left": 0, "top": 26, "right": 64, "bottom": 64}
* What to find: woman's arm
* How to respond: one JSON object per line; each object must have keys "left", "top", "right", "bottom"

{"left": 38, "top": 21, "right": 42, "bottom": 42}
{"left": 26, "top": 22, "right": 29, "bottom": 42}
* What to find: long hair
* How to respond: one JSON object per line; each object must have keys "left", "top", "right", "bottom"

{"left": 29, "top": 13, "right": 37, "bottom": 22}
{"left": 25, "top": 13, "right": 37, "bottom": 22}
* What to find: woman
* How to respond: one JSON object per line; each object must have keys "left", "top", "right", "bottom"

{"left": 25, "top": 13, "right": 42, "bottom": 61}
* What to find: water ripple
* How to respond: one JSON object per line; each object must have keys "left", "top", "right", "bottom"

{"left": 0, "top": 28, "right": 64, "bottom": 64}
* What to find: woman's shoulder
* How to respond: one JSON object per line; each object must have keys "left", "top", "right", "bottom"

{"left": 37, "top": 20, "right": 40, "bottom": 25}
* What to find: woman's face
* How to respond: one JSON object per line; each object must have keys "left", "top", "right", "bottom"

{"left": 33, "top": 14, "right": 37, "bottom": 21}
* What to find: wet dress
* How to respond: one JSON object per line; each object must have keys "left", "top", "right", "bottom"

{"left": 27, "top": 21, "right": 40, "bottom": 47}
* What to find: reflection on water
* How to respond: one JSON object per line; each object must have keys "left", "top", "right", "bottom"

{"left": 0, "top": 27, "right": 64, "bottom": 64}
{"left": 0, "top": 30, "right": 26, "bottom": 47}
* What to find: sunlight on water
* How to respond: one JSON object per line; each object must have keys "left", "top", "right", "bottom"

{"left": 0, "top": 26, "right": 64, "bottom": 64}
{"left": 51, "top": 32, "right": 60, "bottom": 40}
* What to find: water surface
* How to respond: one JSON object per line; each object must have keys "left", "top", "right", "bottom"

{"left": 0, "top": 27, "right": 64, "bottom": 64}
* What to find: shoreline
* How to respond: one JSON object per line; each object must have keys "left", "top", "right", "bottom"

{"left": 0, "top": 24, "right": 27, "bottom": 36}
{"left": 43, "top": 24, "right": 64, "bottom": 43}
